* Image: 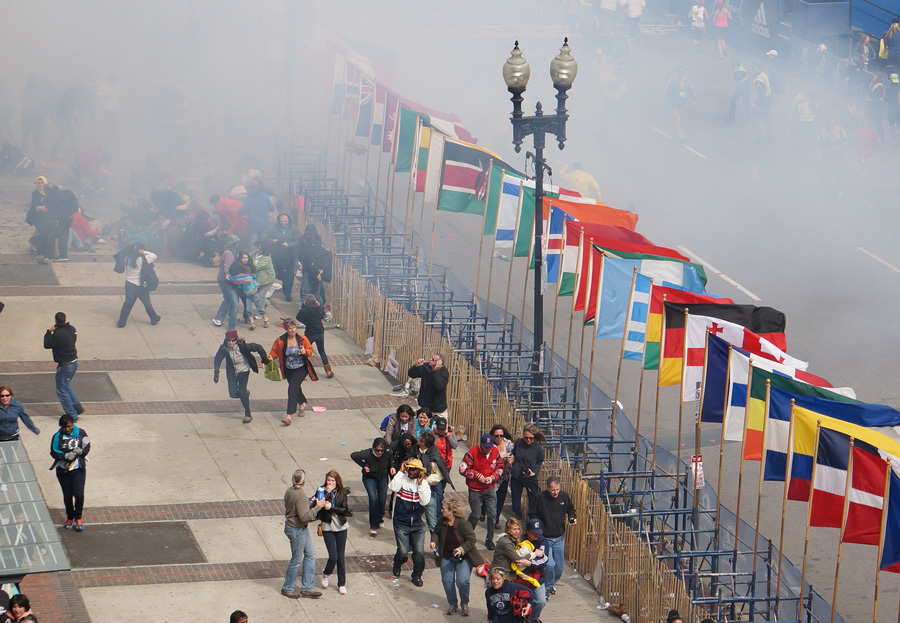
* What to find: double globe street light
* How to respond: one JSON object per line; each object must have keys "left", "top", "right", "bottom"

{"left": 503, "top": 39, "right": 577, "bottom": 409}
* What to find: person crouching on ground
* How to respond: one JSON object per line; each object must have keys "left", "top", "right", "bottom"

{"left": 213, "top": 330, "right": 269, "bottom": 423}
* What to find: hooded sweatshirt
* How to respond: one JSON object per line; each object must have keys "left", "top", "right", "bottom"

{"left": 388, "top": 470, "right": 431, "bottom": 526}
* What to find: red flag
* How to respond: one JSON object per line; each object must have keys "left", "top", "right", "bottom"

{"left": 843, "top": 445, "right": 890, "bottom": 545}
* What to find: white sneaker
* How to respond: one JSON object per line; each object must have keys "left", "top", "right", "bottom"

{"left": 321, "top": 574, "right": 330, "bottom": 588}
{"left": 339, "top": 586, "right": 347, "bottom": 595}
{"left": 254, "top": 314, "right": 263, "bottom": 320}
{"left": 211, "top": 318, "right": 222, "bottom": 327}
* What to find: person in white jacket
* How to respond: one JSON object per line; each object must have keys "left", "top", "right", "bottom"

{"left": 389, "top": 458, "right": 432, "bottom": 587}
{"left": 115, "top": 242, "right": 160, "bottom": 327}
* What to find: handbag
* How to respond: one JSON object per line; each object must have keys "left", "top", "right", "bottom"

{"left": 317, "top": 523, "right": 324, "bottom": 537}
{"left": 264, "top": 359, "right": 283, "bottom": 382}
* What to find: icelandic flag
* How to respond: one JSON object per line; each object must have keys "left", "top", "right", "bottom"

{"left": 495, "top": 175, "right": 521, "bottom": 251}
{"left": 542, "top": 205, "right": 575, "bottom": 285}
{"left": 355, "top": 74, "right": 375, "bottom": 138}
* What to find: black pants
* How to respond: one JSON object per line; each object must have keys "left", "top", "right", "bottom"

{"left": 227, "top": 370, "right": 251, "bottom": 417}
{"left": 56, "top": 466, "right": 86, "bottom": 521}
{"left": 274, "top": 258, "right": 295, "bottom": 301}
{"left": 51, "top": 217, "right": 72, "bottom": 259}
{"left": 285, "top": 366, "right": 308, "bottom": 414}
{"left": 118, "top": 281, "right": 159, "bottom": 326}
{"left": 323, "top": 529, "right": 348, "bottom": 586}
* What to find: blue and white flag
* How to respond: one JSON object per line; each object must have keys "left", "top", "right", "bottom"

{"left": 495, "top": 175, "right": 522, "bottom": 251}
{"left": 542, "top": 205, "right": 576, "bottom": 285}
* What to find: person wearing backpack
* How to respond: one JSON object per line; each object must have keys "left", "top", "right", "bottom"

{"left": 115, "top": 240, "right": 161, "bottom": 327}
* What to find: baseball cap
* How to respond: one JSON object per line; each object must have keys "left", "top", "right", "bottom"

{"left": 526, "top": 518, "right": 543, "bottom": 535}
{"left": 480, "top": 433, "right": 495, "bottom": 447}
{"left": 435, "top": 418, "right": 448, "bottom": 430}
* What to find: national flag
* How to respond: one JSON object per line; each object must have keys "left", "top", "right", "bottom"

{"left": 595, "top": 254, "right": 703, "bottom": 337}
{"left": 593, "top": 254, "right": 653, "bottom": 341}
{"left": 422, "top": 130, "right": 444, "bottom": 206}
{"left": 809, "top": 426, "right": 852, "bottom": 529}
{"left": 701, "top": 332, "right": 846, "bottom": 431}
{"left": 483, "top": 165, "right": 522, "bottom": 236}
{"left": 761, "top": 387, "right": 900, "bottom": 490}
{"left": 382, "top": 90, "right": 399, "bottom": 153}
{"left": 394, "top": 107, "right": 419, "bottom": 172}
{"left": 414, "top": 126, "right": 432, "bottom": 193}
{"left": 844, "top": 440, "right": 891, "bottom": 546}
{"left": 643, "top": 288, "right": 732, "bottom": 371}
{"left": 561, "top": 221, "right": 673, "bottom": 298}
{"left": 371, "top": 84, "right": 387, "bottom": 146}
{"left": 342, "top": 63, "right": 360, "bottom": 121}
{"left": 436, "top": 138, "right": 517, "bottom": 215}
{"left": 542, "top": 206, "right": 576, "bottom": 285}
{"left": 495, "top": 174, "right": 523, "bottom": 250}
{"left": 355, "top": 73, "right": 375, "bottom": 138}
{"left": 659, "top": 302, "right": 787, "bottom": 388}
{"left": 331, "top": 53, "right": 346, "bottom": 114}
{"left": 544, "top": 196, "right": 638, "bottom": 232}
{"left": 681, "top": 313, "right": 807, "bottom": 401}
{"left": 747, "top": 367, "right": 860, "bottom": 461}
{"left": 513, "top": 183, "right": 582, "bottom": 259}
{"left": 623, "top": 272, "right": 653, "bottom": 360}
{"left": 881, "top": 471, "right": 900, "bottom": 572}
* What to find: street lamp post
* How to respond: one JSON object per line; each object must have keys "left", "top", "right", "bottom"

{"left": 503, "top": 39, "right": 577, "bottom": 411}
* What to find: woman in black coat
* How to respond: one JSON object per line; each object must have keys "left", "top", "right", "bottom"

{"left": 314, "top": 470, "right": 351, "bottom": 593}
{"left": 213, "top": 330, "right": 269, "bottom": 423}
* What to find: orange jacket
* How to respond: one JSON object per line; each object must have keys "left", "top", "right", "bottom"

{"left": 269, "top": 332, "right": 318, "bottom": 381}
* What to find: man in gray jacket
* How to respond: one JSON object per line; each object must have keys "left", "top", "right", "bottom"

{"left": 281, "top": 468, "right": 326, "bottom": 599}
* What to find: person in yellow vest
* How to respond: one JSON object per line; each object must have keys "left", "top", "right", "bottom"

{"left": 790, "top": 82, "right": 817, "bottom": 158}
{"left": 751, "top": 63, "right": 772, "bottom": 143}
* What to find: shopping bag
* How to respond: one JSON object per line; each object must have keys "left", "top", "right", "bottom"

{"left": 264, "top": 359, "right": 283, "bottom": 382}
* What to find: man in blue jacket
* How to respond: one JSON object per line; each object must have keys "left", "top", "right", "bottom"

{"left": 237, "top": 187, "right": 273, "bottom": 248}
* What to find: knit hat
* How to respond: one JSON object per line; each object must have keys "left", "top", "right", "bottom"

{"left": 225, "top": 330, "right": 239, "bottom": 341}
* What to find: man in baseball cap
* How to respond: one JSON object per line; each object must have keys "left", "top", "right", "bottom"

{"left": 459, "top": 432, "right": 504, "bottom": 550}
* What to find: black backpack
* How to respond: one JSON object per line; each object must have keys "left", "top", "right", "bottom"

{"left": 140, "top": 258, "right": 159, "bottom": 291}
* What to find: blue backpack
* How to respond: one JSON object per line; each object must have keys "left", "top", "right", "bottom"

{"left": 379, "top": 412, "right": 395, "bottom": 432}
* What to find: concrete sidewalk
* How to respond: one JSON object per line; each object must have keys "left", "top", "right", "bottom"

{"left": 1, "top": 239, "right": 607, "bottom": 623}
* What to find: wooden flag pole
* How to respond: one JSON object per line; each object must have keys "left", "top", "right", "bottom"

{"left": 633, "top": 280, "right": 652, "bottom": 458}
{"left": 361, "top": 105, "right": 375, "bottom": 210}
{"left": 584, "top": 314, "right": 598, "bottom": 469}
{"left": 519, "top": 263, "right": 530, "bottom": 348}
{"left": 733, "top": 357, "right": 756, "bottom": 573}
{"left": 872, "top": 458, "right": 892, "bottom": 623}
{"left": 830, "top": 437, "right": 855, "bottom": 623}
{"left": 385, "top": 102, "right": 402, "bottom": 236}
{"left": 426, "top": 138, "right": 447, "bottom": 281}
{"left": 611, "top": 267, "right": 638, "bottom": 449}
{"left": 652, "top": 294, "right": 668, "bottom": 474}
{"left": 775, "top": 401, "right": 797, "bottom": 612}
{"left": 502, "top": 184, "right": 524, "bottom": 335}
{"left": 474, "top": 163, "right": 496, "bottom": 316}
{"left": 714, "top": 344, "right": 733, "bottom": 540}
{"left": 562, "top": 228, "right": 585, "bottom": 397}
{"left": 799, "top": 419, "right": 825, "bottom": 622}
{"left": 414, "top": 134, "right": 430, "bottom": 266}
{"left": 373, "top": 148, "right": 385, "bottom": 220}
{"left": 751, "top": 379, "right": 773, "bottom": 583}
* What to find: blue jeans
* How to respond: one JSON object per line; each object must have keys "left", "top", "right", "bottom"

{"left": 55, "top": 362, "right": 79, "bottom": 417}
{"left": 362, "top": 475, "right": 388, "bottom": 530}
{"left": 545, "top": 535, "right": 565, "bottom": 589}
{"left": 433, "top": 480, "right": 446, "bottom": 519}
{"left": 393, "top": 519, "right": 426, "bottom": 580}
{"left": 440, "top": 557, "right": 472, "bottom": 606}
{"left": 214, "top": 280, "right": 240, "bottom": 330}
{"left": 532, "top": 584, "right": 547, "bottom": 618}
{"left": 306, "top": 332, "right": 328, "bottom": 365}
{"left": 282, "top": 523, "right": 316, "bottom": 592}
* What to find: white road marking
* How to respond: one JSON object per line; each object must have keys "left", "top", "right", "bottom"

{"left": 650, "top": 127, "right": 707, "bottom": 158}
{"left": 677, "top": 245, "right": 761, "bottom": 301}
{"left": 683, "top": 145, "right": 707, "bottom": 159}
{"left": 858, "top": 247, "right": 900, "bottom": 275}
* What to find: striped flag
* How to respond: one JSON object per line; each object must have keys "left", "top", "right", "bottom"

{"left": 436, "top": 138, "right": 515, "bottom": 215}
{"left": 495, "top": 175, "right": 522, "bottom": 250}
{"left": 371, "top": 84, "right": 386, "bottom": 146}
{"left": 624, "top": 277, "right": 653, "bottom": 360}
{"left": 542, "top": 205, "right": 576, "bottom": 285}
